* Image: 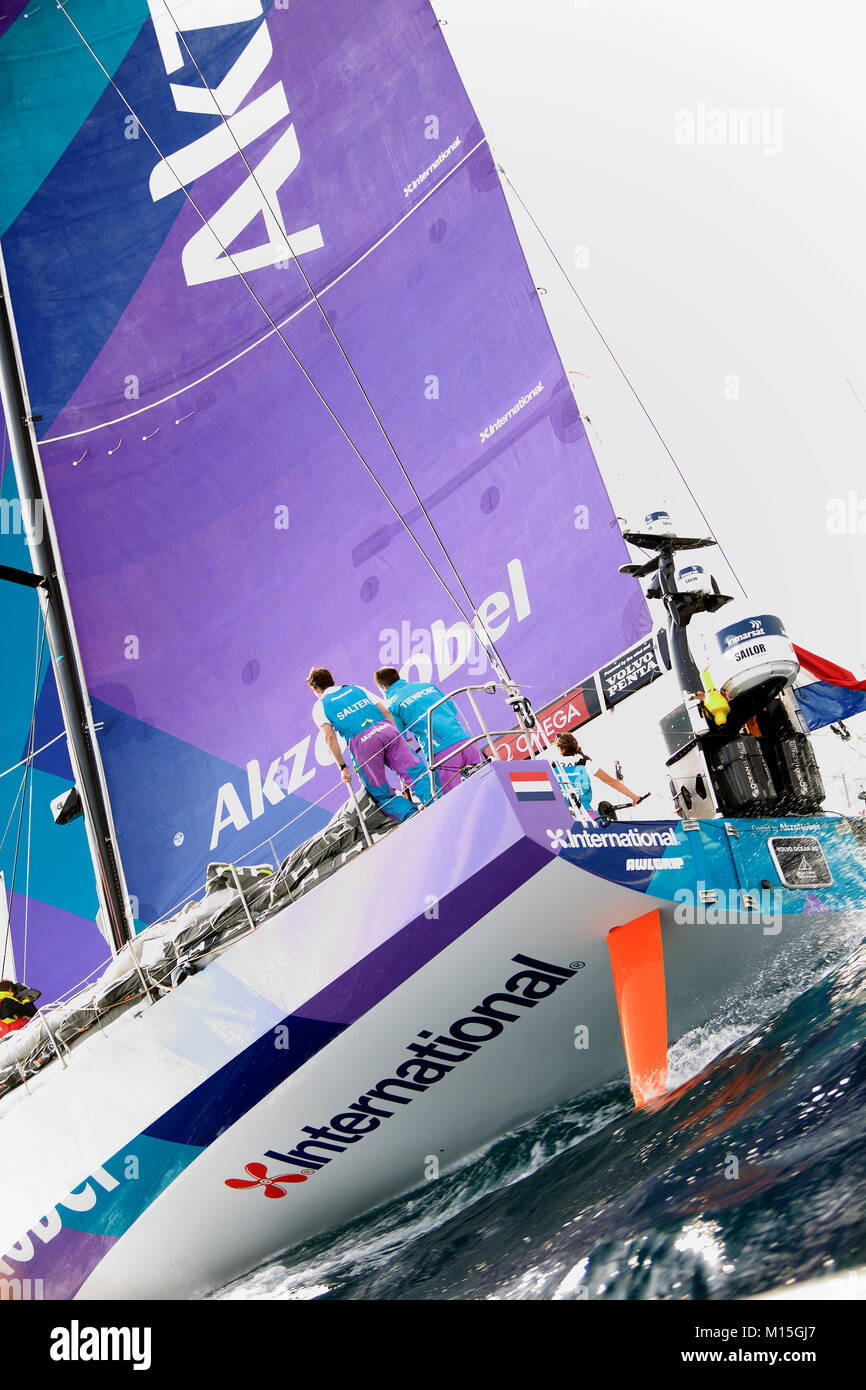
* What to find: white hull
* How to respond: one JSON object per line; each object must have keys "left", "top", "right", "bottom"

{"left": 0, "top": 763, "right": 862, "bottom": 1299}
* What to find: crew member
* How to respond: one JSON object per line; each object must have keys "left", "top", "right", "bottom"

{"left": 307, "top": 667, "right": 428, "bottom": 823}
{"left": 374, "top": 667, "right": 484, "bottom": 796}
{"left": 0, "top": 980, "right": 37, "bottom": 1038}
{"left": 547, "top": 732, "right": 642, "bottom": 815}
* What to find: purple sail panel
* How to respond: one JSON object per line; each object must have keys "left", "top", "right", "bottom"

{"left": 1, "top": 0, "right": 648, "bottom": 922}
{"left": 4, "top": 895, "right": 109, "bottom": 1007}
{"left": 0, "top": 3, "right": 30, "bottom": 45}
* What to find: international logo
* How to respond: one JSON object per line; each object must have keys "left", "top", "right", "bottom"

{"left": 225, "top": 1162, "right": 309, "bottom": 1199}
{"left": 550, "top": 826, "right": 679, "bottom": 851}
{"left": 546, "top": 826, "right": 570, "bottom": 849}
{"left": 227, "top": 953, "right": 578, "bottom": 1198}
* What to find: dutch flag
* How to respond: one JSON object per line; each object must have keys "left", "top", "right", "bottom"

{"left": 508, "top": 769, "right": 557, "bottom": 802}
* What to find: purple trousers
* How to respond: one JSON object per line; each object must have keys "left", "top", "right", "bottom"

{"left": 348, "top": 722, "right": 427, "bottom": 822}
{"left": 435, "top": 739, "right": 484, "bottom": 794}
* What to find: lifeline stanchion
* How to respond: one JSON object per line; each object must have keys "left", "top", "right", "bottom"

{"left": 347, "top": 779, "right": 375, "bottom": 849}
{"left": 229, "top": 864, "right": 257, "bottom": 935}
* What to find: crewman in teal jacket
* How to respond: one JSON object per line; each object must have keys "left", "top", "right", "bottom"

{"left": 374, "top": 667, "right": 484, "bottom": 795}
{"left": 307, "top": 666, "right": 427, "bottom": 822}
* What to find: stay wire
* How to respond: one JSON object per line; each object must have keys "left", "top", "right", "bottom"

{"left": 0, "top": 731, "right": 66, "bottom": 784}
{"left": 151, "top": 676, "right": 522, "bottom": 926}
{"left": 496, "top": 163, "right": 748, "bottom": 599}
{"left": 0, "top": 770, "right": 27, "bottom": 859}
{"left": 163, "top": 3, "right": 511, "bottom": 677}
{"left": 7, "top": 603, "right": 47, "bottom": 953}
{"left": 0, "top": 405, "right": 8, "bottom": 491}
{"left": 0, "top": 773, "right": 25, "bottom": 978}
{"left": 55, "top": 2, "right": 481, "bottom": 642}
{"left": 23, "top": 686, "right": 36, "bottom": 979}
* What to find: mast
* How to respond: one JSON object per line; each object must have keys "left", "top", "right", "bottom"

{"left": 0, "top": 249, "right": 134, "bottom": 954}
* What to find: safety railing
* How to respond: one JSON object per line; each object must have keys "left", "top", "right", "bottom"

{"left": 8, "top": 684, "right": 557, "bottom": 1054}
{"left": 147, "top": 681, "right": 549, "bottom": 930}
{"left": 417, "top": 681, "right": 550, "bottom": 802}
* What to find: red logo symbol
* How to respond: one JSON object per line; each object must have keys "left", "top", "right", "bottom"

{"left": 225, "top": 1162, "right": 308, "bottom": 1199}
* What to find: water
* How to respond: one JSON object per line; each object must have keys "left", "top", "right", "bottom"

{"left": 217, "top": 923, "right": 866, "bottom": 1301}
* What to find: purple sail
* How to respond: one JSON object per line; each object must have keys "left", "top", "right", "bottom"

{"left": 1, "top": 0, "right": 649, "bottom": 923}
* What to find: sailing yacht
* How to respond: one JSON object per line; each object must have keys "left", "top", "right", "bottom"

{"left": 1, "top": 0, "right": 865, "bottom": 1299}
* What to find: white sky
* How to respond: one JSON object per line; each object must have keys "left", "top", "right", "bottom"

{"left": 442, "top": 0, "right": 866, "bottom": 673}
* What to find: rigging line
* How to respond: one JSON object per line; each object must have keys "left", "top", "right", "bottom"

{"left": 0, "top": 405, "right": 7, "bottom": 490}
{"left": 54, "top": 2, "right": 477, "bottom": 636}
{"left": 151, "top": 756, "right": 429, "bottom": 925}
{"left": 496, "top": 163, "right": 748, "bottom": 600}
{"left": 0, "top": 777, "right": 18, "bottom": 976}
{"left": 7, "top": 604, "right": 46, "bottom": 943}
{"left": 42, "top": 138, "right": 487, "bottom": 446}
{"left": 0, "top": 904, "right": 11, "bottom": 978}
{"left": 164, "top": 7, "right": 509, "bottom": 675}
{"left": 23, "top": 693, "right": 34, "bottom": 979}
{"left": 0, "top": 731, "right": 66, "bottom": 784}
{"left": 151, "top": 681, "right": 515, "bottom": 925}
{"left": 845, "top": 376, "right": 866, "bottom": 417}
{"left": 820, "top": 739, "right": 866, "bottom": 764}
{"left": 0, "top": 769, "right": 27, "bottom": 857}
{"left": 0, "top": 889, "right": 12, "bottom": 978}
{"left": 47, "top": 953, "right": 114, "bottom": 1009}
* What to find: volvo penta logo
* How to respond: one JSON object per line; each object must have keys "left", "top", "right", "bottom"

{"left": 225, "top": 1162, "right": 309, "bottom": 1199}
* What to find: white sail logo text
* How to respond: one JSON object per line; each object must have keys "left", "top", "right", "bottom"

{"left": 0, "top": 1166, "right": 119, "bottom": 1278}
{"left": 378, "top": 557, "right": 531, "bottom": 683}
{"left": 147, "top": 0, "right": 323, "bottom": 285}
{"left": 404, "top": 137, "right": 462, "bottom": 198}
{"left": 209, "top": 558, "right": 532, "bottom": 849}
{"left": 480, "top": 381, "right": 544, "bottom": 443}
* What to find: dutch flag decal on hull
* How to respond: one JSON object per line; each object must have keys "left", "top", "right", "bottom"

{"left": 508, "top": 769, "right": 557, "bottom": 802}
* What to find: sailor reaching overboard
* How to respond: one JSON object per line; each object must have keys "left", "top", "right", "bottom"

{"left": 545, "top": 732, "right": 642, "bottom": 816}
{"left": 307, "top": 667, "right": 428, "bottom": 823}
{"left": 374, "top": 667, "right": 484, "bottom": 795}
